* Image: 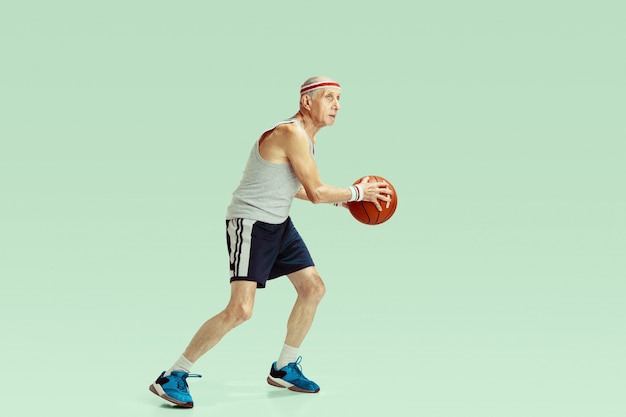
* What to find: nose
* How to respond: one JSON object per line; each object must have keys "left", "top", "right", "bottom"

{"left": 334, "top": 98, "right": 340, "bottom": 110}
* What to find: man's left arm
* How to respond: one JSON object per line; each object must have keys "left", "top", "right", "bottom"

{"left": 294, "top": 186, "right": 309, "bottom": 200}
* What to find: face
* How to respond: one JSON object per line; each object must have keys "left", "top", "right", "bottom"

{"left": 309, "top": 88, "right": 341, "bottom": 127}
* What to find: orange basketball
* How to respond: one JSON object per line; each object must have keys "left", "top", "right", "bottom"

{"left": 347, "top": 175, "right": 397, "bottom": 225}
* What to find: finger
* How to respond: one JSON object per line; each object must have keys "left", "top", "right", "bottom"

{"left": 376, "top": 194, "right": 391, "bottom": 209}
{"left": 359, "top": 176, "right": 370, "bottom": 185}
{"left": 375, "top": 182, "right": 392, "bottom": 193}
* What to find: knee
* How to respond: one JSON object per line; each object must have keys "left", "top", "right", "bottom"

{"left": 298, "top": 272, "right": 326, "bottom": 303}
{"left": 224, "top": 302, "right": 254, "bottom": 324}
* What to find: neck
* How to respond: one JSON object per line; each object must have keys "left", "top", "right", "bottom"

{"left": 294, "top": 111, "right": 321, "bottom": 141}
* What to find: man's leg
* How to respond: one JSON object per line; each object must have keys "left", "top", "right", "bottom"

{"left": 285, "top": 266, "right": 326, "bottom": 349}
{"left": 267, "top": 266, "right": 325, "bottom": 393}
{"left": 150, "top": 280, "right": 257, "bottom": 407}
{"left": 184, "top": 280, "right": 258, "bottom": 362}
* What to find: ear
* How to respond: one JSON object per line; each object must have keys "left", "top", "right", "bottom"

{"left": 300, "top": 94, "right": 312, "bottom": 110}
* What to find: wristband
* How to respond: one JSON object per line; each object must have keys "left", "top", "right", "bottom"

{"left": 347, "top": 184, "right": 364, "bottom": 202}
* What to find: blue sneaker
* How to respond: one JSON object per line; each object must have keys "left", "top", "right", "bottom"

{"left": 267, "top": 356, "right": 320, "bottom": 393}
{"left": 149, "top": 371, "right": 202, "bottom": 408}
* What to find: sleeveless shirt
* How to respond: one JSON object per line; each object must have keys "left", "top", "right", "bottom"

{"left": 225, "top": 119, "right": 314, "bottom": 224}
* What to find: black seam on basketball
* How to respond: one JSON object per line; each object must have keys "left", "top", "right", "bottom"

{"left": 362, "top": 202, "right": 372, "bottom": 224}
{"left": 371, "top": 176, "right": 382, "bottom": 224}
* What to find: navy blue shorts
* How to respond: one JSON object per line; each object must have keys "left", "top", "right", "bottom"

{"left": 226, "top": 217, "right": 315, "bottom": 288}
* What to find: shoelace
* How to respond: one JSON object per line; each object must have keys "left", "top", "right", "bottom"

{"left": 176, "top": 373, "right": 202, "bottom": 389}
{"left": 288, "top": 356, "right": 305, "bottom": 378}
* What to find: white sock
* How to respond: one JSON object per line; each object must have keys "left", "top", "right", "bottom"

{"left": 166, "top": 354, "right": 194, "bottom": 376}
{"left": 276, "top": 343, "right": 299, "bottom": 370}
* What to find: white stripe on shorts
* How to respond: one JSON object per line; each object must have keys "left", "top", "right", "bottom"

{"left": 227, "top": 218, "right": 256, "bottom": 278}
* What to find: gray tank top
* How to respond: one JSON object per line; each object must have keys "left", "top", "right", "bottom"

{"left": 225, "top": 118, "right": 314, "bottom": 224}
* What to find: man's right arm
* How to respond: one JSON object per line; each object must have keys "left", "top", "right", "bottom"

{"left": 281, "top": 125, "right": 391, "bottom": 209}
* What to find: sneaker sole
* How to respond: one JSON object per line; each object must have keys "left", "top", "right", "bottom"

{"left": 266, "top": 376, "right": 320, "bottom": 393}
{"left": 149, "top": 383, "right": 194, "bottom": 408}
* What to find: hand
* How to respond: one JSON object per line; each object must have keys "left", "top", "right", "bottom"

{"left": 358, "top": 176, "right": 393, "bottom": 211}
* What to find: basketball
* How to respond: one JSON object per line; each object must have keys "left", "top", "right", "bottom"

{"left": 348, "top": 175, "right": 397, "bottom": 225}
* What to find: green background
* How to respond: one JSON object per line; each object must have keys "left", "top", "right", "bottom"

{"left": 1, "top": 1, "right": 624, "bottom": 416}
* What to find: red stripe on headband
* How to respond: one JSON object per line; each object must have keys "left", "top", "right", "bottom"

{"left": 300, "top": 81, "right": 341, "bottom": 95}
